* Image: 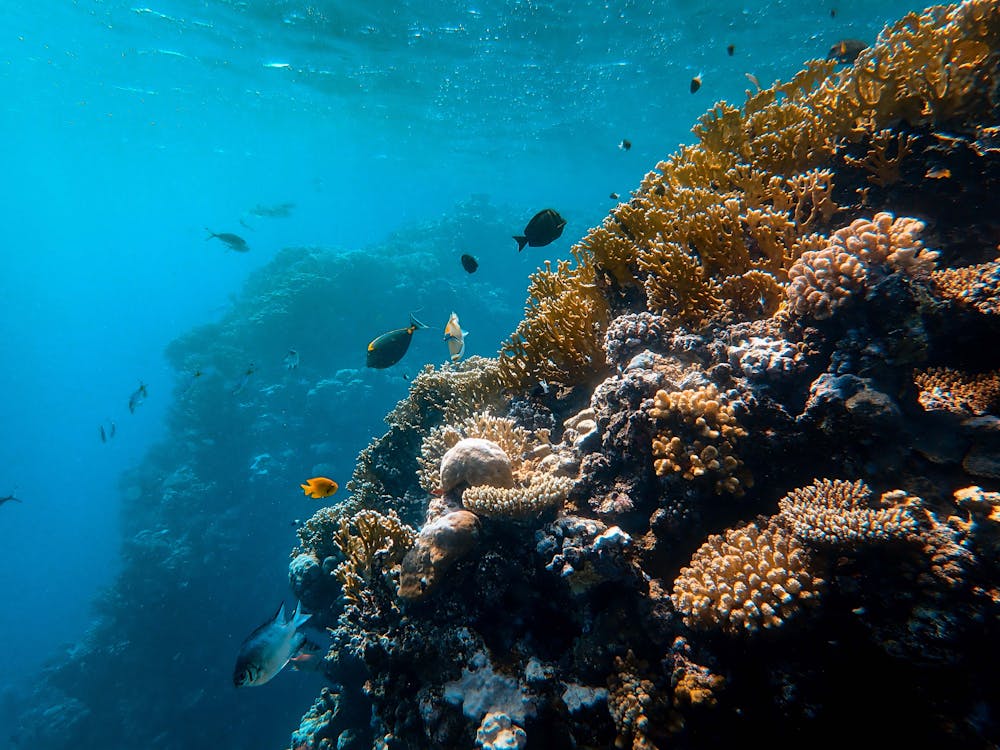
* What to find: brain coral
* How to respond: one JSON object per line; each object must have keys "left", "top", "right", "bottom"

{"left": 671, "top": 519, "right": 822, "bottom": 634}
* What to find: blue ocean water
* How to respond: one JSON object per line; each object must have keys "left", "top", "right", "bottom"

{"left": 0, "top": 0, "right": 930, "bottom": 747}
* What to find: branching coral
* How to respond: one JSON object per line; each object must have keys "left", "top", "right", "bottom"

{"left": 914, "top": 366, "right": 1000, "bottom": 415}
{"left": 607, "top": 651, "right": 662, "bottom": 750}
{"left": 777, "top": 478, "right": 919, "bottom": 546}
{"left": 930, "top": 259, "right": 1000, "bottom": 315}
{"left": 786, "top": 212, "right": 938, "bottom": 319}
{"left": 462, "top": 474, "right": 575, "bottom": 520}
{"left": 649, "top": 384, "right": 749, "bottom": 495}
{"left": 332, "top": 509, "right": 416, "bottom": 607}
{"left": 671, "top": 519, "right": 823, "bottom": 634}
{"left": 843, "top": 128, "right": 918, "bottom": 186}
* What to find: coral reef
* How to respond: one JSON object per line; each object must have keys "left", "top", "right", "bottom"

{"left": 279, "top": 4, "right": 1000, "bottom": 747}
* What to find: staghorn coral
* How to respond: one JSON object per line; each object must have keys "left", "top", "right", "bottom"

{"left": 649, "top": 383, "right": 749, "bottom": 495}
{"left": 843, "top": 128, "right": 918, "bottom": 186}
{"left": 331, "top": 509, "right": 417, "bottom": 607}
{"left": 930, "top": 259, "right": 1000, "bottom": 315}
{"left": 777, "top": 478, "right": 919, "bottom": 546}
{"left": 786, "top": 212, "right": 938, "bottom": 319}
{"left": 914, "top": 366, "right": 1000, "bottom": 415}
{"left": 671, "top": 519, "right": 823, "bottom": 634}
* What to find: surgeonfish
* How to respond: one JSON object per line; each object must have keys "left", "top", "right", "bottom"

{"left": 366, "top": 313, "right": 429, "bottom": 369}
{"left": 690, "top": 73, "right": 702, "bottom": 93}
{"left": 460, "top": 254, "right": 479, "bottom": 273}
{"left": 128, "top": 381, "right": 148, "bottom": 414}
{"left": 300, "top": 477, "right": 338, "bottom": 499}
{"left": 443, "top": 312, "right": 468, "bottom": 363}
{"left": 233, "top": 601, "right": 311, "bottom": 687}
{"left": 514, "top": 209, "right": 566, "bottom": 251}
{"left": 205, "top": 228, "right": 250, "bottom": 252}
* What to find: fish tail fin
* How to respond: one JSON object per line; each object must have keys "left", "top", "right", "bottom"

{"left": 514, "top": 235, "right": 528, "bottom": 251}
{"left": 205, "top": 228, "right": 216, "bottom": 240}
{"left": 291, "top": 600, "right": 312, "bottom": 629}
{"left": 409, "top": 313, "right": 429, "bottom": 330}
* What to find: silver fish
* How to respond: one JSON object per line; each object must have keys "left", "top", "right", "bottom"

{"left": 233, "top": 600, "right": 311, "bottom": 687}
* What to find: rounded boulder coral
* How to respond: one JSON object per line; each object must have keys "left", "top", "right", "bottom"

{"left": 439, "top": 437, "right": 515, "bottom": 494}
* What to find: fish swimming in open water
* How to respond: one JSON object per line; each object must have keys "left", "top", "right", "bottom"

{"left": 690, "top": 73, "right": 702, "bottom": 93}
{"left": 366, "top": 313, "right": 428, "bottom": 369}
{"left": 300, "top": 477, "right": 338, "bottom": 499}
{"left": 460, "top": 254, "right": 479, "bottom": 274}
{"left": 514, "top": 209, "right": 566, "bottom": 251}
{"left": 100, "top": 425, "right": 107, "bottom": 443}
{"left": 233, "top": 363, "right": 256, "bottom": 395}
{"left": 284, "top": 349, "right": 300, "bottom": 370}
{"left": 443, "top": 311, "right": 468, "bottom": 362}
{"left": 233, "top": 601, "right": 311, "bottom": 687}
{"left": 128, "top": 382, "right": 148, "bottom": 414}
{"left": 205, "top": 229, "right": 249, "bottom": 252}
{"left": 0, "top": 493, "right": 22, "bottom": 508}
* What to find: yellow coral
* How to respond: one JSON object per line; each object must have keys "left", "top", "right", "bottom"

{"left": 462, "top": 473, "right": 574, "bottom": 520}
{"left": 332, "top": 510, "right": 417, "bottom": 606}
{"left": 671, "top": 519, "right": 822, "bottom": 634}
{"left": 649, "top": 384, "right": 749, "bottom": 495}
{"left": 914, "top": 366, "right": 1000, "bottom": 415}
{"left": 777, "top": 478, "right": 919, "bottom": 545}
{"left": 843, "top": 129, "right": 918, "bottom": 186}
{"left": 930, "top": 260, "right": 1000, "bottom": 315}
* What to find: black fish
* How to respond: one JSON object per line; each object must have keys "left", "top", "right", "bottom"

{"left": 619, "top": 139, "right": 631, "bottom": 151}
{"left": 366, "top": 313, "right": 429, "bottom": 369}
{"left": 727, "top": 44, "right": 735, "bottom": 56}
{"left": 0, "top": 494, "right": 22, "bottom": 508}
{"left": 205, "top": 228, "right": 249, "bottom": 252}
{"left": 827, "top": 39, "right": 867, "bottom": 64}
{"left": 610, "top": 192, "right": 620, "bottom": 200}
{"left": 460, "top": 254, "right": 479, "bottom": 273}
{"left": 690, "top": 74, "right": 702, "bottom": 94}
{"left": 100, "top": 425, "right": 107, "bottom": 443}
{"left": 514, "top": 209, "right": 566, "bottom": 251}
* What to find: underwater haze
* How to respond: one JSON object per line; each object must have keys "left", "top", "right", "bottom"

{"left": 1, "top": 0, "right": 932, "bottom": 748}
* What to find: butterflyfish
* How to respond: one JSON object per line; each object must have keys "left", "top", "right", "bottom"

{"left": 300, "top": 477, "right": 338, "bottom": 499}
{"left": 366, "top": 313, "right": 429, "bottom": 369}
{"left": 443, "top": 312, "right": 468, "bottom": 362}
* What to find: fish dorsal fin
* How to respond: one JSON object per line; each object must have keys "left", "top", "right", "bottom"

{"left": 409, "top": 313, "right": 428, "bottom": 330}
{"left": 291, "top": 600, "right": 312, "bottom": 630}
{"left": 273, "top": 601, "right": 286, "bottom": 624}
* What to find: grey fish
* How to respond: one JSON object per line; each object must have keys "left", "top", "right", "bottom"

{"left": 366, "top": 313, "right": 429, "bottom": 369}
{"left": 233, "top": 600, "right": 311, "bottom": 687}
{"left": 827, "top": 39, "right": 868, "bottom": 64}
{"left": 0, "top": 493, "right": 22, "bottom": 508}
{"left": 248, "top": 202, "right": 295, "bottom": 218}
{"left": 205, "top": 228, "right": 249, "bottom": 252}
{"left": 100, "top": 425, "right": 107, "bottom": 443}
{"left": 514, "top": 208, "right": 566, "bottom": 251}
{"left": 128, "top": 381, "right": 148, "bottom": 414}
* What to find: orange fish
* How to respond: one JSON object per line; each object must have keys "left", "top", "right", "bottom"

{"left": 300, "top": 477, "right": 338, "bottom": 499}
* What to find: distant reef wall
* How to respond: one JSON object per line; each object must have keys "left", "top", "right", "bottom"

{"left": 283, "top": 3, "right": 1000, "bottom": 750}
{"left": 9, "top": 197, "right": 524, "bottom": 750}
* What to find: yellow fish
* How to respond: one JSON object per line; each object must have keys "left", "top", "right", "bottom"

{"left": 300, "top": 477, "right": 338, "bottom": 499}
{"left": 443, "top": 312, "right": 468, "bottom": 362}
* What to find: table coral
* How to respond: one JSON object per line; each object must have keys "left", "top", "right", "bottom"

{"left": 671, "top": 519, "right": 822, "bottom": 634}
{"left": 777, "top": 478, "right": 919, "bottom": 546}
{"left": 913, "top": 366, "right": 1000, "bottom": 416}
{"left": 930, "top": 259, "right": 1000, "bottom": 315}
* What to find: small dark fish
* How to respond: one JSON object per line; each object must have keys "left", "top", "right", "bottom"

{"left": 233, "top": 363, "right": 256, "bottom": 395}
{"left": 402, "top": 373, "right": 410, "bottom": 381}
{"left": 0, "top": 493, "right": 22, "bottom": 508}
{"left": 284, "top": 349, "right": 300, "bottom": 370}
{"left": 690, "top": 74, "right": 702, "bottom": 94}
{"left": 128, "top": 382, "right": 148, "bottom": 414}
{"left": 830, "top": 8, "right": 837, "bottom": 18}
{"left": 110, "top": 421, "right": 116, "bottom": 438}
{"left": 827, "top": 39, "right": 867, "bottom": 64}
{"left": 366, "top": 313, "right": 429, "bottom": 369}
{"left": 619, "top": 139, "right": 631, "bottom": 151}
{"left": 514, "top": 209, "right": 566, "bottom": 251}
{"left": 727, "top": 44, "right": 735, "bottom": 56}
{"left": 100, "top": 425, "right": 107, "bottom": 443}
{"left": 233, "top": 601, "right": 311, "bottom": 687}
{"left": 609, "top": 192, "right": 620, "bottom": 200}
{"left": 205, "top": 228, "right": 249, "bottom": 252}
{"left": 460, "top": 254, "right": 479, "bottom": 273}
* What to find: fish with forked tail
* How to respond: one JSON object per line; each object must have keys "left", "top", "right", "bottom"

{"left": 233, "top": 600, "right": 311, "bottom": 687}
{"left": 366, "top": 313, "right": 428, "bottom": 369}
{"left": 513, "top": 209, "right": 566, "bottom": 251}
{"left": 205, "top": 228, "right": 249, "bottom": 252}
